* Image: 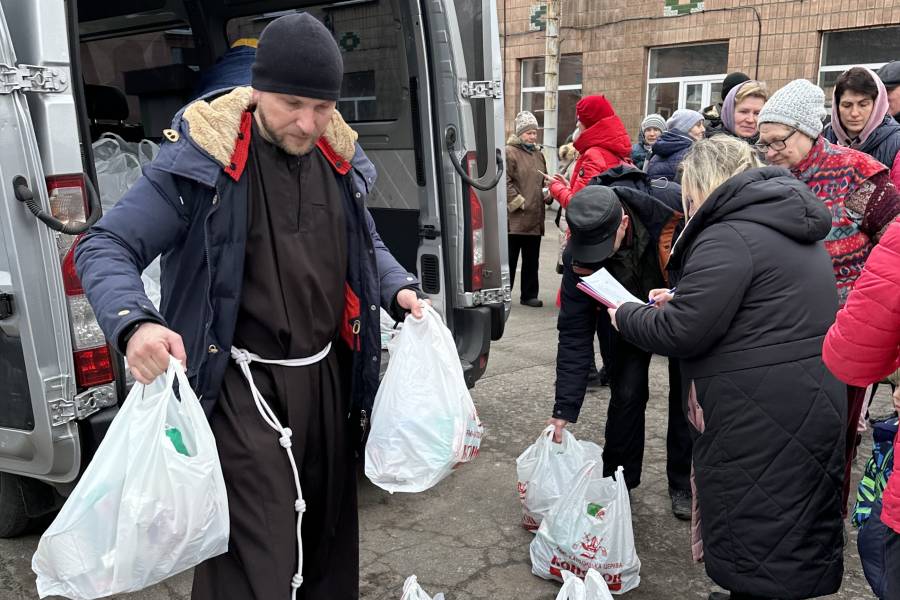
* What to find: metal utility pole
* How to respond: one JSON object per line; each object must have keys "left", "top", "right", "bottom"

{"left": 542, "top": 0, "right": 560, "bottom": 175}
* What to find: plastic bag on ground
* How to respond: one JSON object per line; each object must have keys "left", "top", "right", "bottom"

{"left": 517, "top": 425, "right": 603, "bottom": 531}
{"left": 556, "top": 571, "right": 586, "bottom": 600}
{"left": 556, "top": 569, "right": 614, "bottom": 600}
{"left": 401, "top": 575, "right": 445, "bottom": 600}
{"left": 32, "top": 358, "right": 229, "bottom": 599}
{"left": 530, "top": 462, "right": 641, "bottom": 594}
{"left": 365, "top": 304, "right": 483, "bottom": 493}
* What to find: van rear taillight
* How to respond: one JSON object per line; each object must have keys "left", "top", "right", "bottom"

{"left": 73, "top": 346, "right": 113, "bottom": 388}
{"left": 49, "top": 174, "right": 115, "bottom": 389}
{"left": 465, "top": 153, "right": 485, "bottom": 291}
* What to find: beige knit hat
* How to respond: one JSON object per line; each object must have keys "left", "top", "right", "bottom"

{"left": 515, "top": 111, "right": 539, "bottom": 136}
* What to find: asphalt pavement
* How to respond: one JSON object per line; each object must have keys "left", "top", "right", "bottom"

{"left": 0, "top": 221, "right": 880, "bottom": 599}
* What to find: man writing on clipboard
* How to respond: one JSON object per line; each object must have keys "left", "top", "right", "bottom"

{"left": 549, "top": 182, "right": 694, "bottom": 519}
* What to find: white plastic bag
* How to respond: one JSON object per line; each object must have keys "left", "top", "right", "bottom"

{"left": 517, "top": 426, "right": 603, "bottom": 532}
{"left": 556, "top": 569, "right": 614, "bottom": 600}
{"left": 380, "top": 307, "right": 401, "bottom": 349}
{"left": 530, "top": 462, "right": 640, "bottom": 594}
{"left": 365, "top": 304, "right": 483, "bottom": 493}
{"left": 92, "top": 133, "right": 162, "bottom": 309}
{"left": 401, "top": 575, "right": 445, "bottom": 600}
{"left": 556, "top": 570, "right": 587, "bottom": 600}
{"left": 92, "top": 133, "right": 159, "bottom": 211}
{"left": 33, "top": 358, "right": 229, "bottom": 599}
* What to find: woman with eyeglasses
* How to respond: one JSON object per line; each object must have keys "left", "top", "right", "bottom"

{"left": 757, "top": 78, "right": 900, "bottom": 520}
{"left": 608, "top": 135, "right": 845, "bottom": 600}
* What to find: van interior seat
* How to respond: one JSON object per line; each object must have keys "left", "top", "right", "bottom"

{"left": 123, "top": 64, "right": 199, "bottom": 140}
{"left": 83, "top": 83, "right": 144, "bottom": 142}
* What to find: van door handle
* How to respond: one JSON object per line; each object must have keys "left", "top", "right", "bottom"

{"left": 13, "top": 174, "right": 102, "bottom": 235}
{"left": 444, "top": 125, "right": 504, "bottom": 192}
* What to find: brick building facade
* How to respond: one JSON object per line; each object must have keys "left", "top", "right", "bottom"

{"left": 500, "top": 0, "right": 900, "bottom": 149}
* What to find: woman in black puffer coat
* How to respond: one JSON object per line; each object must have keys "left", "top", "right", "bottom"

{"left": 611, "top": 136, "right": 846, "bottom": 600}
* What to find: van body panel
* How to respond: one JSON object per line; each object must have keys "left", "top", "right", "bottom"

{"left": 0, "top": 0, "right": 81, "bottom": 483}
{"left": 4, "top": 0, "right": 82, "bottom": 175}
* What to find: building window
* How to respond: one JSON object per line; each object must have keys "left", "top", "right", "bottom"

{"left": 819, "top": 26, "right": 900, "bottom": 103}
{"left": 646, "top": 43, "right": 729, "bottom": 120}
{"left": 520, "top": 55, "right": 582, "bottom": 148}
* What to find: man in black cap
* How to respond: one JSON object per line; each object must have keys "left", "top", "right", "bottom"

{"left": 878, "top": 61, "right": 900, "bottom": 123}
{"left": 702, "top": 71, "right": 750, "bottom": 131}
{"left": 548, "top": 181, "right": 694, "bottom": 519}
{"left": 76, "top": 12, "right": 424, "bottom": 600}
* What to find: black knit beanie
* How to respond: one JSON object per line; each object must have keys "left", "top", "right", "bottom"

{"left": 721, "top": 72, "right": 750, "bottom": 101}
{"left": 251, "top": 13, "right": 344, "bottom": 101}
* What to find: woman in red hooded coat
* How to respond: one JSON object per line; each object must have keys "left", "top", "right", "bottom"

{"left": 547, "top": 95, "right": 633, "bottom": 208}
{"left": 822, "top": 219, "right": 900, "bottom": 598}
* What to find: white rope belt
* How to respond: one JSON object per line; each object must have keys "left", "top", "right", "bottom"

{"left": 230, "top": 343, "right": 332, "bottom": 599}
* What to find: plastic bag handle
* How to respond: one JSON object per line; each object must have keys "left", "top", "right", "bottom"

{"left": 99, "top": 131, "right": 128, "bottom": 146}
{"left": 540, "top": 423, "right": 573, "bottom": 452}
{"left": 137, "top": 356, "right": 188, "bottom": 402}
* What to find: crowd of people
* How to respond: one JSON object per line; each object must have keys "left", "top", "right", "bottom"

{"left": 504, "top": 62, "right": 900, "bottom": 599}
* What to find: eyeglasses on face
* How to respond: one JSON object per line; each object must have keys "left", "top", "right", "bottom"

{"left": 753, "top": 128, "right": 798, "bottom": 153}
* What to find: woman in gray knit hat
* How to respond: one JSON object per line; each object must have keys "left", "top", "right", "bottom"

{"left": 631, "top": 113, "right": 666, "bottom": 169}
{"left": 758, "top": 78, "right": 900, "bottom": 527}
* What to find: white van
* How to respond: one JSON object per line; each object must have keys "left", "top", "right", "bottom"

{"left": 0, "top": 0, "right": 508, "bottom": 536}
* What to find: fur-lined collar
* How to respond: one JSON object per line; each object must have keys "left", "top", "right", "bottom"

{"left": 506, "top": 133, "right": 541, "bottom": 150}
{"left": 181, "top": 86, "right": 358, "bottom": 168}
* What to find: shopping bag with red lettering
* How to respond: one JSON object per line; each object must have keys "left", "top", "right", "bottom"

{"left": 530, "top": 462, "right": 640, "bottom": 594}
{"left": 517, "top": 426, "right": 603, "bottom": 532}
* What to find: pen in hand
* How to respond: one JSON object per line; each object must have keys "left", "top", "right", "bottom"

{"left": 647, "top": 287, "right": 677, "bottom": 306}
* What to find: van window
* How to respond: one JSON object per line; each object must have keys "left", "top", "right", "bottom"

{"left": 226, "top": 0, "right": 404, "bottom": 123}
{"left": 80, "top": 28, "right": 199, "bottom": 139}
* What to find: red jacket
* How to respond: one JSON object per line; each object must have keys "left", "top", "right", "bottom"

{"left": 822, "top": 219, "right": 900, "bottom": 531}
{"left": 549, "top": 114, "right": 632, "bottom": 208}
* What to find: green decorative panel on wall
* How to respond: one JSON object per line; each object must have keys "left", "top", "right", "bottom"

{"left": 664, "top": 0, "right": 704, "bottom": 16}
{"left": 529, "top": 4, "right": 547, "bottom": 32}
{"left": 339, "top": 31, "right": 361, "bottom": 52}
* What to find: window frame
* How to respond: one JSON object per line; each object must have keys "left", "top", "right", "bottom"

{"left": 645, "top": 43, "right": 729, "bottom": 119}
{"left": 519, "top": 55, "right": 583, "bottom": 102}
{"left": 518, "top": 55, "right": 583, "bottom": 148}
{"left": 817, "top": 27, "right": 900, "bottom": 105}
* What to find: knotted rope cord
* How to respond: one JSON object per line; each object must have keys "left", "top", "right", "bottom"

{"left": 230, "top": 344, "right": 332, "bottom": 599}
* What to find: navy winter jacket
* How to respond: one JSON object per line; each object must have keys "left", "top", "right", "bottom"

{"left": 646, "top": 130, "right": 694, "bottom": 182}
{"left": 825, "top": 115, "right": 900, "bottom": 173}
{"left": 75, "top": 87, "right": 417, "bottom": 421}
